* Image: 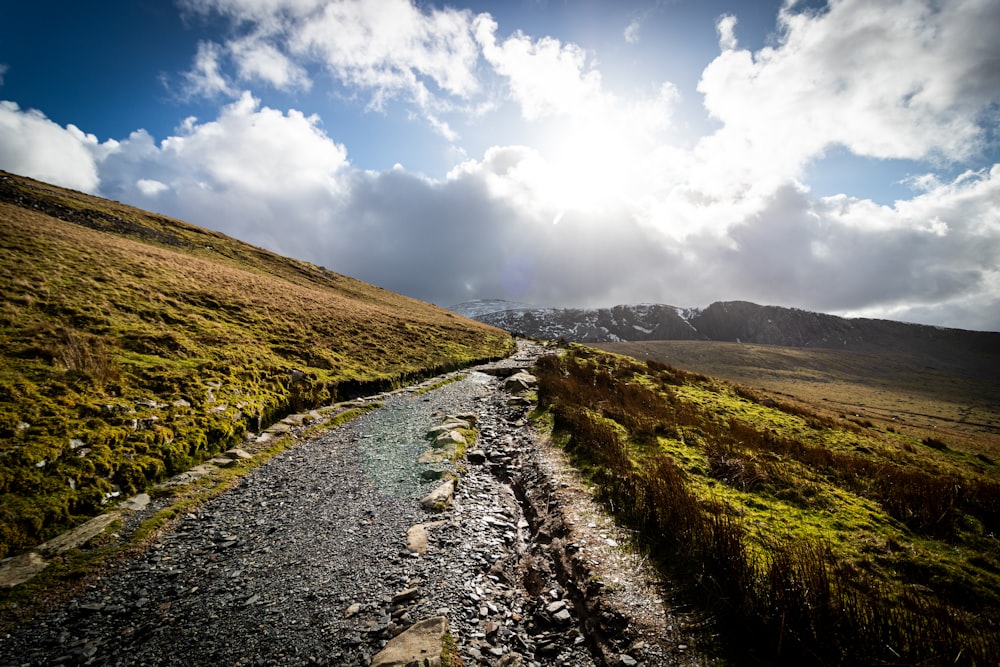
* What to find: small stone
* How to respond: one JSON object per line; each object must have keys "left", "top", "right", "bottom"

{"left": 420, "top": 480, "right": 455, "bottom": 513}
{"left": 392, "top": 587, "right": 419, "bottom": 604}
{"left": 619, "top": 655, "right": 638, "bottom": 667}
{"left": 433, "top": 430, "right": 466, "bottom": 448}
{"left": 344, "top": 603, "right": 362, "bottom": 618}
{"left": 118, "top": 493, "right": 150, "bottom": 511}
{"left": 545, "top": 600, "right": 567, "bottom": 615}
{"left": 552, "top": 609, "right": 572, "bottom": 625}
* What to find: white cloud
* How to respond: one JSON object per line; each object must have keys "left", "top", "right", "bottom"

{"left": 230, "top": 34, "right": 311, "bottom": 90}
{"left": 699, "top": 0, "right": 1000, "bottom": 178}
{"left": 474, "top": 14, "right": 602, "bottom": 122}
{"left": 2, "top": 87, "right": 998, "bottom": 329}
{"left": 691, "top": 167, "right": 1000, "bottom": 320}
{"left": 0, "top": 101, "right": 102, "bottom": 192}
{"left": 136, "top": 178, "right": 169, "bottom": 196}
{"left": 0, "top": 64, "right": 7, "bottom": 86}
{"left": 183, "top": 0, "right": 480, "bottom": 115}
{"left": 624, "top": 19, "right": 641, "bottom": 44}
{"left": 183, "top": 41, "right": 235, "bottom": 98}
{"left": 716, "top": 14, "right": 738, "bottom": 51}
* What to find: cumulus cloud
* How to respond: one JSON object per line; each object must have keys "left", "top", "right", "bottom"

{"left": 474, "top": 14, "right": 602, "bottom": 121}
{"left": 94, "top": 92, "right": 349, "bottom": 257}
{"left": 181, "top": 0, "right": 480, "bottom": 115}
{"left": 1, "top": 87, "right": 998, "bottom": 329}
{"left": 136, "top": 178, "right": 169, "bottom": 196}
{"left": 183, "top": 41, "right": 236, "bottom": 98}
{"left": 230, "top": 34, "right": 311, "bottom": 90}
{"left": 0, "top": 101, "right": 102, "bottom": 192}
{"left": 699, "top": 175, "right": 1000, "bottom": 313}
{"left": 698, "top": 0, "right": 1000, "bottom": 178}
{"left": 715, "top": 14, "right": 738, "bottom": 51}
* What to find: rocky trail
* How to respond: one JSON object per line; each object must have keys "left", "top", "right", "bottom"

{"left": 1, "top": 342, "right": 710, "bottom": 667}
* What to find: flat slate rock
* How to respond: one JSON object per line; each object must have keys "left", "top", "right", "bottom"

{"left": 370, "top": 615, "right": 449, "bottom": 667}
{"left": 0, "top": 552, "right": 49, "bottom": 589}
{"left": 36, "top": 513, "right": 117, "bottom": 556}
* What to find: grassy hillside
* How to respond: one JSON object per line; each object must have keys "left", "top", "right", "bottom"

{"left": 534, "top": 345, "right": 1000, "bottom": 665}
{"left": 0, "top": 171, "right": 513, "bottom": 559}
{"left": 593, "top": 340, "right": 1000, "bottom": 461}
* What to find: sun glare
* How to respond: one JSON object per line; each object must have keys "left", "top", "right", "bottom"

{"left": 542, "top": 115, "right": 638, "bottom": 216}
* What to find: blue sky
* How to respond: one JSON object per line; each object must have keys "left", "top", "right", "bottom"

{"left": 2, "top": 0, "right": 998, "bottom": 331}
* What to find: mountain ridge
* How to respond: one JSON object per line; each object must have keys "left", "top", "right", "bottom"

{"left": 456, "top": 299, "right": 1000, "bottom": 382}
{"left": 456, "top": 297, "right": 998, "bottom": 347}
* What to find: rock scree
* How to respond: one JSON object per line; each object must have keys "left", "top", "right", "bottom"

{"left": 0, "top": 340, "right": 710, "bottom": 666}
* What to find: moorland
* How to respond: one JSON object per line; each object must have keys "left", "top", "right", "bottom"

{"left": 536, "top": 343, "right": 1000, "bottom": 664}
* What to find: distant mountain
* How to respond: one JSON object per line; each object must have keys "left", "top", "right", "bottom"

{"left": 448, "top": 299, "right": 538, "bottom": 319}
{"left": 471, "top": 300, "right": 1000, "bottom": 369}
{"left": 471, "top": 303, "right": 701, "bottom": 343}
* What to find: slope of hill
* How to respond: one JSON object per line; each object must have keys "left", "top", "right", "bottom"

{"left": 0, "top": 171, "right": 513, "bottom": 558}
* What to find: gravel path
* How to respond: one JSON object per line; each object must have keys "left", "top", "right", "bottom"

{"left": 1, "top": 341, "right": 710, "bottom": 667}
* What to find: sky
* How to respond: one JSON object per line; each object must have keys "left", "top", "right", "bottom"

{"left": 1, "top": 0, "right": 998, "bottom": 331}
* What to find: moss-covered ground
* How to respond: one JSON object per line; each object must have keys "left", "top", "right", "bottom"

{"left": 534, "top": 345, "right": 1000, "bottom": 665}
{"left": 0, "top": 170, "right": 513, "bottom": 559}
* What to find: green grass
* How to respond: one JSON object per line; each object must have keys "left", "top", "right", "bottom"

{"left": 533, "top": 345, "right": 1000, "bottom": 665}
{"left": 0, "top": 170, "right": 514, "bottom": 559}
{"left": 594, "top": 339, "right": 1000, "bottom": 462}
